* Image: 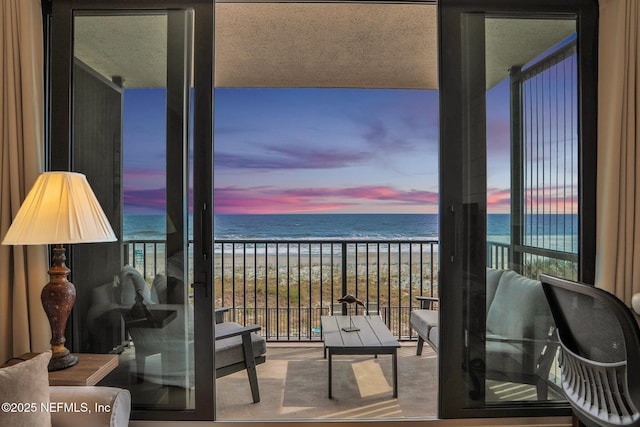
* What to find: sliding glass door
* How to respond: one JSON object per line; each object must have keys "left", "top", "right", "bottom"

{"left": 437, "top": 0, "right": 597, "bottom": 418}
{"left": 46, "top": 0, "right": 598, "bottom": 421}
{"left": 49, "top": 0, "right": 213, "bottom": 420}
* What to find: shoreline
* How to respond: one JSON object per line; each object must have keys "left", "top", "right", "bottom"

{"left": 130, "top": 245, "right": 440, "bottom": 272}
{"left": 214, "top": 251, "right": 440, "bottom": 268}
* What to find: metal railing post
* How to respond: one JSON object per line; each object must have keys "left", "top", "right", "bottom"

{"left": 341, "top": 242, "right": 347, "bottom": 315}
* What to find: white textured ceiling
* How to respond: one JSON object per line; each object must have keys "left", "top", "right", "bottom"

{"left": 485, "top": 18, "right": 575, "bottom": 89}
{"left": 74, "top": 3, "right": 437, "bottom": 89}
{"left": 73, "top": 5, "right": 574, "bottom": 91}
{"left": 74, "top": 14, "right": 168, "bottom": 88}
{"left": 214, "top": 3, "right": 437, "bottom": 89}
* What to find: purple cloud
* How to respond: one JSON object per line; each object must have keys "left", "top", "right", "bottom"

{"left": 214, "top": 146, "right": 372, "bottom": 170}
{"left": 123, "top": 188, "right": 166, "bottom": 213}
{"left": 361, "top": 119, "right": 414, "bottom": 152}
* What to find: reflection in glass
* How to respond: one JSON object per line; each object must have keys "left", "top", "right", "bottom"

{"left": 483, "top": 17, "right": 577, "bottom": 404}
{"left": 72, "top": 11, "right": 195, "bottom": 410}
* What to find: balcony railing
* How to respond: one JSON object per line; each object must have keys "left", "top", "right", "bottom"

{"left": 213, "top": 240, "right": 438, "bottom": 341}
{"left": 123, "top": 238, "right": 577, "bottom": 341}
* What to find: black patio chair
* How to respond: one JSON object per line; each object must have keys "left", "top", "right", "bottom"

{"left": 540, "top": 274, "right": 640, "bottom": 427}
{"left": 214, "top": 308, "right": 267, "bottom": 403}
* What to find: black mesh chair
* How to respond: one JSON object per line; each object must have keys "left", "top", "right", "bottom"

{"left": 540, "top": 274, "right": 640, "bottom": 427}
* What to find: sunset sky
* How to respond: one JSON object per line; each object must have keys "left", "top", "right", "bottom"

{"left": 122, "top": 81, "right": 515, "bottom": 215}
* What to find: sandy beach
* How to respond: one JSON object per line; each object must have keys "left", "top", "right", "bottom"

{"left": 127, "top": 242, "right": 439, "bottom": 306}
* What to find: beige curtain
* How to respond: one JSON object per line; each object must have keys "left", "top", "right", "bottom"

{"left": 0, "top": 0, "right": 50, "bottom": 363}
{"left": 596, "top": 0, "right": 640, "bottom": 305}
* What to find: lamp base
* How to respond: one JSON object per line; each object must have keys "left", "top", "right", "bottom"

{"left": 48, "top": 349, "right": 78, "bottom": 371}
{"left": 42, "top": 245, "right": 77, "bottom": 372}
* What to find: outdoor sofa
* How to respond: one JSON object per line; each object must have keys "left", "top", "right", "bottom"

{"left": 410, "top": 268, "right": 557, "bottom": 400}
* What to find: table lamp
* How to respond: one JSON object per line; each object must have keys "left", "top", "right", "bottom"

{"left": 1, "top": 172, "right": 117, "bottom": 371}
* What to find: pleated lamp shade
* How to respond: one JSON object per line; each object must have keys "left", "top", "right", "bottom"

{"left": 2, "top": 172, "right": 117, "bottom": 245}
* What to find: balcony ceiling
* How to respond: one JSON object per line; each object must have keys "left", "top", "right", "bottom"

{"left": 73, "top": 4, "right": 573, "bottom": 90}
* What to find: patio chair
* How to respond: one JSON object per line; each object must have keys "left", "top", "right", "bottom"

{"left": 125, "top": 301, "right": 266, "bottom": 403}
{"left": 410, "top": 296, "right": 439, "bottom": 354}
{"left": 215, "top": 308, "right": 267, "bottom": 403}
{"left": 540, "top": 274, "right": 640, "bottom": 427}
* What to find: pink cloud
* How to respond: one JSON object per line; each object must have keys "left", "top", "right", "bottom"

{"left": 487, "top": 188, "right": 511, "bottom": 212}
{"left": 214, "top": 186, "right": 356, "bottom": 214}
{"left": 487, "top": 185, "right": 577, "bottom": 213}
{"left": 275, "top": 186, "right": 439, "bottom": 205}
{"left": 124, "top": 182, "right": 577, "bottom": 215}
{"left": 214, "top": 185, "right": 438, "bottom": 214}
{"left": 524, "top": 186, "right": 578, "bottom": 213}
{"left": 123, "top": 186, "right": 195, "bottom": 214}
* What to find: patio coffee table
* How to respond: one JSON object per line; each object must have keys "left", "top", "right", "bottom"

{"left": 321, "top": 315, "right": 400, "bottom": 398}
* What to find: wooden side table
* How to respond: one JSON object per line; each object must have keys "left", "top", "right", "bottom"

{"left": 3, "top": 353, "right": 118, "bottom": 386}
{"left": 119, "top": 308, "right": 177, "bottom": 329}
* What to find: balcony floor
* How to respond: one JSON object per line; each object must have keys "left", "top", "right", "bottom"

{"left": 106, "top": 341, "right": 557, "bottom": 419}
{"left": 217, "top": 342, "right": 438, "bottom": 420}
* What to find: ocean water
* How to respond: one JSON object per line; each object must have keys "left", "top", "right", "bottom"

{"left": 213, "top": 214, "right": 442, "bottom": 240}
{"left": 123, "top": 213, "right": 577, "bottom": 251}
{"left": 123, "top": 213, "right": 467, "bottom": 240}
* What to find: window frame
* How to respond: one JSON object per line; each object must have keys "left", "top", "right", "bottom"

{"left": 47, "top": 0, "right": 214, "bottom": 421}
{"left": 437, "top": 0, "right": 597, "bottom": 419}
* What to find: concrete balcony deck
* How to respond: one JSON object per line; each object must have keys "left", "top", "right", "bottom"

{"left": 107, "top": 341, "right": 559, "bottom": 419}
{"left": 216, "top": 342, "right": 438, "bottom": 420}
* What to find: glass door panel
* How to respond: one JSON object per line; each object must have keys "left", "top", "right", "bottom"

{"left": 438, "top": 0, "right": 598, "bottom": 417}
{"left": 484, "top": 17, "right": 577, "bottom": 405}
{"left": 71, "top": 10, "right": 195, "bottom": 411}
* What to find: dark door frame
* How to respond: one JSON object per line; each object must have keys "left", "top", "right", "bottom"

{"left": 46, "top": 0, "right": 213, "bottom": 421}
{"left": 438, "top": 0, "right": 597, "bottom": 419}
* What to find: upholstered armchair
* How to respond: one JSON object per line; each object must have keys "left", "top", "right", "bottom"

{"left": 0, "top": 352, "right": 130, "bottom": 427}
{"left": 50, "top": 386, "right": 130, "bottom": 427}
